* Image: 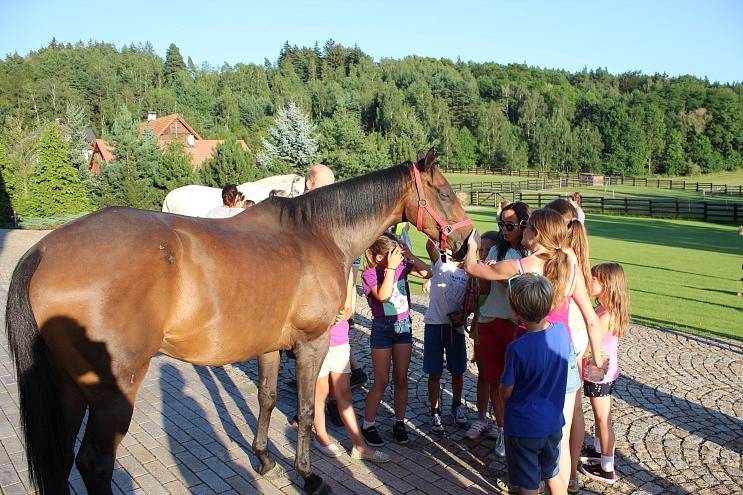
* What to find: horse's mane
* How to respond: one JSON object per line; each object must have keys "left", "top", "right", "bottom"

{"left": 274, "top": 163, "right": 409, "bottom": 229}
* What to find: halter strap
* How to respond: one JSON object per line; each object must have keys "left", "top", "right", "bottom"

{"left": 409, "top": 163, "right": 472, "bottom": 252}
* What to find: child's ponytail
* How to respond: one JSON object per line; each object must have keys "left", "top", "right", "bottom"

{"left": 567, "top": 218, "right": 591, "bottom": 294}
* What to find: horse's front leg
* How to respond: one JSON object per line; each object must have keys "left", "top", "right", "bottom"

{"left": 294, "top": 336, "right": 331, "bottom": 495}
{"left": 253, "top": 351, "right": 280, "bottom": 475}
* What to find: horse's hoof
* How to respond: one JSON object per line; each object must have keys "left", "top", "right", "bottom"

{"left": 304, "top": 473, "right": 331, "bottom": 494}
{"left": 259, "top": 457, "right": 277, "bottom": 476}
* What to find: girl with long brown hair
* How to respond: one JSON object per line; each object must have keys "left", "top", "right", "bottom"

{"left": 464, "top": 208, "right": 606, "bottom": 491}
{"left": 579, "top": 263, "right": 630, "bottom": 485}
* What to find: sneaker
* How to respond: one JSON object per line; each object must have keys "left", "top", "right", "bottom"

{"left": 350, "top": 447, "right": 390, "bottom": 463}
{"left": 452, "top": 404, "right": 468, "bottom": 425}
{"left": 579, "top": 445, "right": 601, "bottom": 463}
{"left": 579, "top": 462, "right": 618, "bottom": 484}
{"left": 313, "top": 439, "right": 344, "bottom": 458}
{"left": 494, "top": 429, "right": 506, "bottom": 457}
{"left": 361, "top": 425, "right": 384, "bottom": 447}
{"left": 431, "top": 411, "right": 444, "bottom": 434}
{"left": 392, "top": 421, "right": 409, "bottom": 444}
{"left": 349, "top": 368, "right": 368, "bottom": 389}
{"left": 567, "top": 478, "right": 580, "bottom": 493}
{"left": 485, "top": 424, "right": 500, "bottom": 439}
{"left": 326, "top": 400, "right": 343, "bottom": 427}
{"left": 465, "top": 419, "right": 489, "bottom": 440}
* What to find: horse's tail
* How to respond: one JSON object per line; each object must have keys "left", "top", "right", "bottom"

{"left": 6, "top": 247, "right": 67, "bottom": 493}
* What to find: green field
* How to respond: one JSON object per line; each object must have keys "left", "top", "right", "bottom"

{"left": 405, "top": 211, "right": 743, "bottom": 341}
{"left": 664, "top": 170, "right": 743, "bottom": 186}
{"left": 444, "top": 171, "right": 743, "bottom": 204}
{"left": 524, "top": 185, "right": 743, "bottom": 203}
{"left": 444, "top": 169, "right": 743, "bottom": 187}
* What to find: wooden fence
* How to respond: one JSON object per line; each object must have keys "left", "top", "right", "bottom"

{"left": 466, "top": 191, "right": 742, "bottom": 224}
{"left": 443, "top": 167, "right": 743, "bottom": 196}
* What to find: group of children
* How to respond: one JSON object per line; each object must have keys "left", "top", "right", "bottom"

{"left": 310, "top": 197, "right": 630, "bottom": 494}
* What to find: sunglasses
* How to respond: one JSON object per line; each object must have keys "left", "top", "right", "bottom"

{"left": 498, "top": 220, "right": 527, "bottom": 232}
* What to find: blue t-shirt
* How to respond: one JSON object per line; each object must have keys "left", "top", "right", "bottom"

{"left": 500, "top": 322, "right": 570, "bottom": 438}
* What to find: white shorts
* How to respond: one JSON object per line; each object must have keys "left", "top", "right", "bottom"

{"left": 568, "top": 301, "right": 589, "bottom": 357}
{"left": 318, "top": 343, "right": 351, "bottom": 377}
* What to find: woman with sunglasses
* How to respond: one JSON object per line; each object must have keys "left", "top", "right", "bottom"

{"left": 464, "top": 202, "right": 530, "bottom": 457}
{"left": 464, "top": 209, "right": 607, "bottom": 493}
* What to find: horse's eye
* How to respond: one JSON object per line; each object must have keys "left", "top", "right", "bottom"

{"left": 439, "top": 191, "right": 450, "bottom": 200}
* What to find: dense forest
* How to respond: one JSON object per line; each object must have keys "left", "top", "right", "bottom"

{"left": 0, "top": 39, "right": 741, "bottom": 218}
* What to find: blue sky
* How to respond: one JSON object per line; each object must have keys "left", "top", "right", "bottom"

{"left": 1, "top": 0, "right": 741, "bottom": 83}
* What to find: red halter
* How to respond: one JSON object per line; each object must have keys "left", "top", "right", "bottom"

{"left": 409, "top": 163, "right": 472, "bottom": 253}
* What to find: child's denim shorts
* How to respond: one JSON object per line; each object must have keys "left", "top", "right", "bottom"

{"left": 369, "top": 317, "right": 413, "bottom": 349}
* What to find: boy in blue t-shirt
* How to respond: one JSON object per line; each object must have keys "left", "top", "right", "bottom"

{"left": 500, "top": 273, "right": 570, "bottom": 495}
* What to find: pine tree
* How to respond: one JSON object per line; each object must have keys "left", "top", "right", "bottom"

{"left": 97, "top": 106, "right": 161, "bottom": 209}
{"left": 64, "top": 103, "right": 98, "bottom": 199}
{"left": 64, "top": 103, "right": 89, "bottom": 170}
{"left": 25, "top": 125, "right": 91, "bottom": 217}
{"left": 200, "top": 139, "right": 258, "bottom": 187}
{"left": 154, "top": 142, "right": 195, "bottom": 201}
{"left": 260, "top": 101, "right": 319, "bottom": 173}
{"left": 164, "top": 43, "right": 186, "bottom": 82}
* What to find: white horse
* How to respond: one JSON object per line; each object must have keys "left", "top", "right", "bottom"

{"left": 162, "top": 174, "right": 304, "bottom": 217}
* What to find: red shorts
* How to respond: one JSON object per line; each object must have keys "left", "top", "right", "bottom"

{"left": 478, "top": 318, "right": 520, "bottom": 384}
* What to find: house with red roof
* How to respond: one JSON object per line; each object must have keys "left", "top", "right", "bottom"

{"left": 88, "top": 112, "right": 249, "bottom": 174}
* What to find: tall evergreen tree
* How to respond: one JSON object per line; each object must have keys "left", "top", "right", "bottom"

{"left": 97, "top": 106, "right": 161, "bottom": 209}
{"left": 260, "top": 101, "right": 319, "bottom": 173}
{"left": 164, "top": 43, "right": 186, "bottom": 81}
{"left": 25, "top": 125, "right": 91, "bottom": 216}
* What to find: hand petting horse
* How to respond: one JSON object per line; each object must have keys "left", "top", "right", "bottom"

{"left": 5, "top": 148, "right": 472, "bottom": 495}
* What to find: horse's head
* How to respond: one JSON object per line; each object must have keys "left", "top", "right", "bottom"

{"left": 404, "top": 148, "right": 474, "bottom": 261}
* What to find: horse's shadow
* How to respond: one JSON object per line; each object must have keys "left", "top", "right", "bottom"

{"left": 159, "top": 363, "right": 273, "bottom": 492}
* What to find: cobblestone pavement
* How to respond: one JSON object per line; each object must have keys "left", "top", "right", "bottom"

{"left": 0, "top": 229, "right": 741, "bottom": 494}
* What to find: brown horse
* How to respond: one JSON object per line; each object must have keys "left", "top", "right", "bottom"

{"left": 5, "top": 149, "right": 473, "bottom": 494}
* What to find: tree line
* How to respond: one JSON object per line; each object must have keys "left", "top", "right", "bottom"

{"left": 0, "top": 38, "right": 741, "bottom": 219}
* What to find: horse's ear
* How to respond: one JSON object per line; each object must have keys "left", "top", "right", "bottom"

{"left": 420, "top": 147, "right": 437, "bottom": 172}
{"left": 416, "top": 150, "right": 426, "bottom": 162}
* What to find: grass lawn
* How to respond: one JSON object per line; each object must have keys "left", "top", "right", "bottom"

{"left": 444, "top": 172, "right": 531, "bottom": 186}
{"left": 523, "top": 185, "right": 743, "bottom": 203}
{"left": 404, "top": 210, "right": 743, "bottom": 341}
{"left": 664, "top": 169, "right": 743, "bottom": 186}
{"left": 444, "top": 169, "right": 743, "bottom": 187}
{"left": 444, "top": 170, "right": 743, "bottom": 204}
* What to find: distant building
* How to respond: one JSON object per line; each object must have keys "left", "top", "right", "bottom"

{"left": 88, "top": 112, "right": 249, "bottom": 174}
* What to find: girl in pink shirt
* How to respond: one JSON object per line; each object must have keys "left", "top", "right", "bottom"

{"left": 580, "top": 263, "right": 630, "bottom": 485}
